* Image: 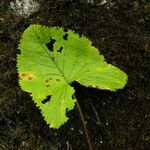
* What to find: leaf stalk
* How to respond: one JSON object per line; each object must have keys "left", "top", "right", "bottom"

{"left": 73, "top": 94, "right": 93, "bottom": 150}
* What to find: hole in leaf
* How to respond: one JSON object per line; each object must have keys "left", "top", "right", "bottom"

{"left": 57, "top": 46, "right": 63, "bottom": 53}
{"left": 63, "top": 33, "right": 68, "bottom": 40}
{"left": 46, "top": 38, "right": 56, "bottom": 51}
{"left": 41, "top": 95, "right": 51, "bottom": 104}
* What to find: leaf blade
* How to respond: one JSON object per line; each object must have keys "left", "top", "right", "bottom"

{"left": 17, "top": 24, "right": 127, "bottom": 128}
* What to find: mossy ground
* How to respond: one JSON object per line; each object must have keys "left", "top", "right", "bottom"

{"left": 0, "top": 0, "right": 150, "bottom": 149}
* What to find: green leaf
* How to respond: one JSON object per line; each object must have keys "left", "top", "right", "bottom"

{"left": 17, "top": 24, "right": 127, "bottom": 128}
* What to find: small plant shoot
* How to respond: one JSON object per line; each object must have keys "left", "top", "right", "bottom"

{"left": 17, "top": 25, "right": 127, "bottom": 129}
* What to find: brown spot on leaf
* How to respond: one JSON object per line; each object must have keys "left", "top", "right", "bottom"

{"left": 56, "top": 79, "right": 61, "bottom": 82}
{"left": 45, "top": 79, "right": 49, "bottom": 83}
{"left": 45, "top": 78, "right": 53, "bottom": 83}
{"left": 27, "top": 76, "right": 33, "bottom": 80}
{"left": 21, "top": 73, "right": 27, "bottom": 77}
{"left": 19, "top": 72, "right": 35, "bottom": 80}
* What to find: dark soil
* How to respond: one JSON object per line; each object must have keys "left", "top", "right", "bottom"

{"left": 0, "top": 0, "right": 150, "bottom": 150}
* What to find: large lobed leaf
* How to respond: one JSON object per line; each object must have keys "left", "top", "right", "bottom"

{"left": 17, "top": 25, "right": 127, "bottom": 128}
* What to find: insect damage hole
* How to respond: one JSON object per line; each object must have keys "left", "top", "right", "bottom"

{"left": 63, "top": 33, "right": 68, "bottom": 40}
{"left": 41, "top": 95, "right": 51, "bottom": 104}
{"left": 57, "top": 46, "right": 63, "bottom": 53}
{"left": 46, "top": 38, "right": 56, "bottom": 51}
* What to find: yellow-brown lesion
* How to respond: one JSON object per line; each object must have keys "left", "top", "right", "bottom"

{"left": 56, "top": 78, "right": 61, "bottom": 82}
{"left": 45, "top": 78, "right": 52, "bottom": 83}
{"left": 44, "top": 78, "right": 61, "bottom": 87}
{"left": 45, "top": 78, "right": 52, "bottom": 87}
{"left": 88, "top": 85, "right": 100, "bottom": 89}
{"left": 19, "top": 72, "right": 35, "bottom": 80}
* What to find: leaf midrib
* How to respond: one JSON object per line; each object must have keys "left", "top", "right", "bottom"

{"left": 32, "top": 28, "right": 70, "bottom": 85}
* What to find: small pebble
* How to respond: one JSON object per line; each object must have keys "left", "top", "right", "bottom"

{"left": 10, "top": 0, "right": 39, "bottom": 18}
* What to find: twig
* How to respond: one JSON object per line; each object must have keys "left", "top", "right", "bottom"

{"left": 66, "top": 141, "right": 73, "bottom": 150}
{"left": 91, "top": 103, "right": 101, "bottom": 125}
{"left": 0, "top": 144, "right": 8, "bottom": 150}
